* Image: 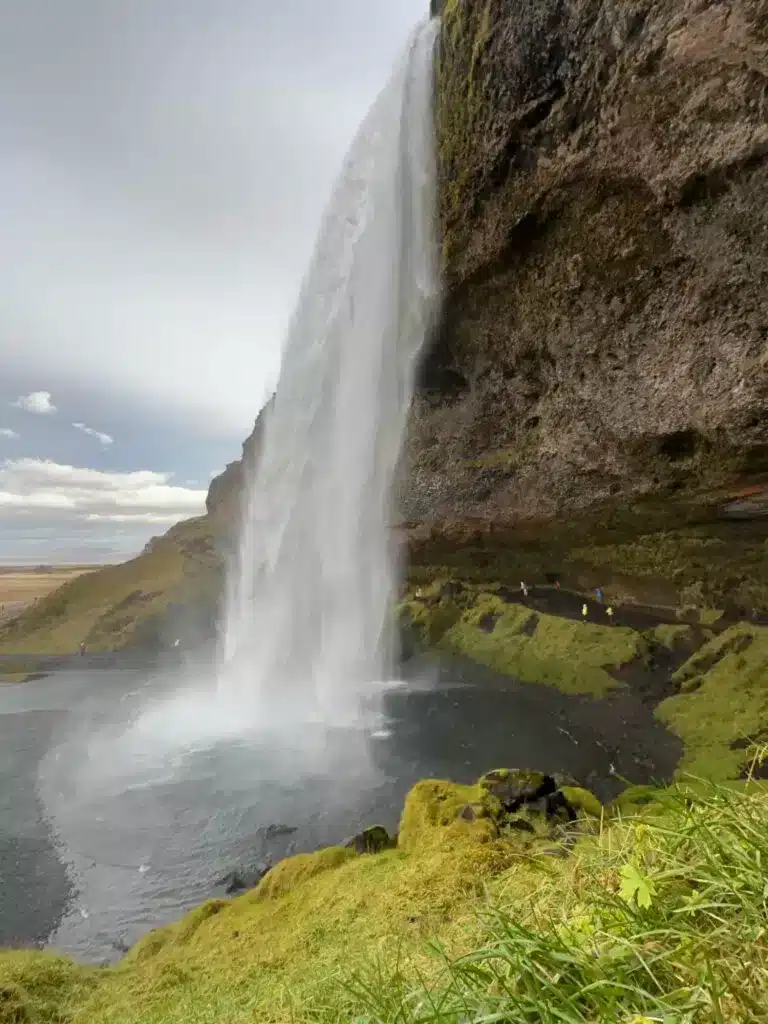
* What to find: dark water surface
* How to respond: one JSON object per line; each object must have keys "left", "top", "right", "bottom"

{"left": 0, "top": 656, "right": 680, "bottom": 963}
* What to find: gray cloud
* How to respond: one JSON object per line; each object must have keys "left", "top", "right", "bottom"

{"left": 0, "top": 0, "right": 427, "bottom": 438}
{"left": 0, "top": 0, "right": 427, "bottom": 562}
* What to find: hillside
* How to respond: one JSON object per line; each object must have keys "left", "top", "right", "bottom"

{"left": 0, "top": 406, "right": 269, "bottom": 656}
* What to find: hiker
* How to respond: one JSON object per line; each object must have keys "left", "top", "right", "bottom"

{"left": 79, "top": 641, "right": 86, "bottom": 656}
{"left": 520, "top": 581, "right": 529, "bottom": 599}
{"left": 606, "top": 606, "right": 614, "bottom": 624}
{"left": 596, "top": 587, "right": 604, "bottom": 604}
{"left": 555, "top": 581, "right": 561, "bottom": 590}
{"left": 581, "top": 603, "right": 588, "bottom": 621}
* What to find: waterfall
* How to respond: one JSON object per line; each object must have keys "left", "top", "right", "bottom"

{"left": 217, "top": 19, "right": 440, "bottom": 724}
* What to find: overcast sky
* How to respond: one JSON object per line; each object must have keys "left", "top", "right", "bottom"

{"left": 0, "top": 0, "right": 426, "bottom": 564}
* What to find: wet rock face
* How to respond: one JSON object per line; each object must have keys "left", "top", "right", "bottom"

{"left": 402, "top": 0, "right": 768, "bottom": 528}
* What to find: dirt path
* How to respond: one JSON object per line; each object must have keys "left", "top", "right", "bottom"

{"left": 502, "top": 583, "right": 762, "bottom": 632}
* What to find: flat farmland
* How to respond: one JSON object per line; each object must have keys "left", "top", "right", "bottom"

{"left": 0, "top": 566, "right": 104, "bottom": 619}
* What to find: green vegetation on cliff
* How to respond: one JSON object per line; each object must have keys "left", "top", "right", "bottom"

{"left": 658, "top": 624, "right": 768, "bottom": 780}
{"left": 0, "top": 517, "right": 223, "bottom": 655}
{"left": 4, "top": 772, "right": 768, "bottom": 1022}
{"left": 400, "top": 582, "right": 768, "bottom": 786}
{"left": 401, "top": 584, "right": 646, "bottom": 697}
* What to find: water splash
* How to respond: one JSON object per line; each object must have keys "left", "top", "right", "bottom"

{"left": 218, "top": 20, "right": 440, "bottom": 725}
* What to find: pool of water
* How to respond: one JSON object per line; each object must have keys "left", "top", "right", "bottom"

{"left": 0, "top": 655, "right": 680, "bottom": 963}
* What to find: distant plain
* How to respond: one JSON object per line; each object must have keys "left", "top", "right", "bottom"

{"left": 0, "top": 566, "right": 104, "bottom": 621}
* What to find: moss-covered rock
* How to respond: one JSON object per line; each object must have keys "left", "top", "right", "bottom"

{"left": 651, "top": 624, "right": 697, "bottom": 651}
{"left": 657, "top": 625, "right": 768, "bottom": 780}
{"left": 343, "top": 825, "right": 395, "bottom": 855}
{"left": 478, "top": 768, "right": 551, "bottom": 809}
{"left": 399, "top": 770, "right": 600, "bottom": 856}
{"left": 399, "top": 584, "right": 647, "bottom": 696}
{"left": 559, "top": 787, "right": 603, "bottom": 820}
{"left": 398, "top": 779, "right": 489, "bottom": 852}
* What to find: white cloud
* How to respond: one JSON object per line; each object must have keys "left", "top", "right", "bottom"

{"left": 73, "top": 421, "right": 114, "bottom": 445}
{"left": 0, "top": 458, "right": 206, "bottom": 523}
{"left": 13, "top": 390, "right": 57, "bottom": 415}
{"left": 0, "top": 428, "right": 19, "bottom": 439}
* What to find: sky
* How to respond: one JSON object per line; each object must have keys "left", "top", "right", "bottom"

{"left": 0, "top": 0, "right": 427, "bottom": 564}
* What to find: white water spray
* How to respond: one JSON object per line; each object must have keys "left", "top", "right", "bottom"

{"left": 218, "top": 19, "right": 440, "bottom": 724}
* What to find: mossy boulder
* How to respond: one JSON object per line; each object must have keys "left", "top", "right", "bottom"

{"left": 343, "top": 825, "right": 395, "bottom": 855}
{"left": 399, "top": 771, "right": 600, "bottom": 854}
{"left": 479, "top": 769, "right": 601, "bottom": 840}
{"left": 398, "top": 779, "right": 489, "bottom": 852}
{"left": 609, "top": 785, "right": 669, "bottom": 818}
{"left": 479, "top": 768, "right": 551, "bottom": 809}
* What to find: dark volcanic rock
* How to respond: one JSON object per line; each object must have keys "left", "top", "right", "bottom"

{"left": 206, "top": 397, "right": 274, "bottom": 527}
{"left": 343, "top": 825, "right": 396, "bottom": 854}
{"left": 470, "top": 768, "right": 596, "bottom": 843}
{"left": 401, "top": 0, "right": 768, "bottom": 535}
{"left": 217, "top": 861, "right": 272, "bottom": 895}
{"left": 263, "top": 823, "right": 297, "bottom": 840}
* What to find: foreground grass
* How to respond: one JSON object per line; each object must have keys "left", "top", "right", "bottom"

{"left": 4, "top": 777, "right": 768, "bottom": 1023}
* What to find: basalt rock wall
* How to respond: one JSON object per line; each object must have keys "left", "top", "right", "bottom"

{"left": 400, "top": 0, "right": 768, "bottom": 536}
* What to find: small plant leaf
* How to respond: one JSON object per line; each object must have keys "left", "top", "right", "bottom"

{"left": 619, "top": 862, "right": 657, "bottom": 909}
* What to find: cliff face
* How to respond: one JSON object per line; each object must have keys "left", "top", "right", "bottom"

{"left": 402, "top": 0, "right": 768, "bottom": 535}
{"left": 205, "top": 398, "right": 273, "bottom": 528}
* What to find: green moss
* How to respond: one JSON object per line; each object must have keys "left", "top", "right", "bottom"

{"left": 656, "top": 624, "right": 768, "bottom": 779}
{"left": 398, "top": 779, "right": 487, "bottom": 852}
{"left": 398, "top": 597, "right": 461, "bottom": 646}
{"left": 173, "top": 901, "right": 229, "bottom": 944}
{"left": 439, "top": 596, "right": 643, "bottom": 696}
{"left": 699, "top": 607, "right": 725, "bottom": 626}
{"left": 650, "top": 623, "right": 694, "bottom": 650}
{"left": 122, "top": 927, "right": 174, "bottom": 965}
{"left": 570, "top": 526, "right": 768, "bottom": 612}
{"left": 252, "top": 847, "right": 357, "bottom": 901}
{"left": 560, "top": 787, "right": 603, "bottom": 819}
